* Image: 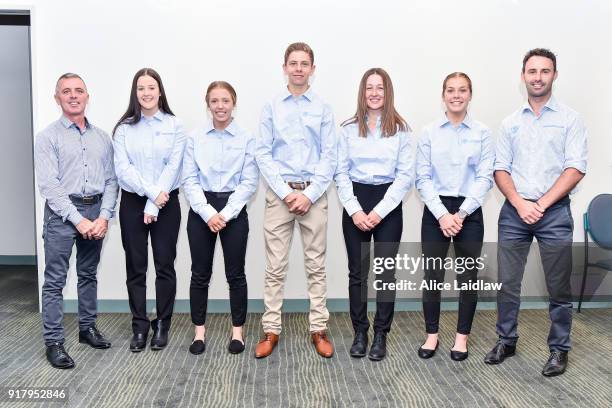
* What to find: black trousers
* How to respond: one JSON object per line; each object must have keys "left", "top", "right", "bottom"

{"left": 119, "top": 189, "right": 181, "bottom": 334}
{"left": 187, "top": 192, "right": 249, "bottom": 327}
{"left": 421, "top": 196, "right": 484, "bottom": 335}
{"left": 342, "top": 182, "right": 402, "bottom": 334}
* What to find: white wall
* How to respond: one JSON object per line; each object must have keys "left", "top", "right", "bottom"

{"left": 4, "top": 0, "right": 610, "bottom": 301}
{"left": 0, "top": 23, "right": 35, "bottom": 257}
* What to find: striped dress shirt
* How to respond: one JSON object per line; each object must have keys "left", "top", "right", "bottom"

{"left": 34, "top": 115, "right": 119, "bottom": 226}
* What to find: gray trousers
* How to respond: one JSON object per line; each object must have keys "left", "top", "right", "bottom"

{"left": 42, "top": 201, "right": 103, "bottom": 345}
{"left": 496, "top": 197, "right": 574, "bottom": 352}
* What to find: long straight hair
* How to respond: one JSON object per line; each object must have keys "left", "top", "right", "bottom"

{"left": 112, "top": 68, "right": 174, "bottom": 136}
{"left": 341, "top": 68, "right": 409, "bottom": 137}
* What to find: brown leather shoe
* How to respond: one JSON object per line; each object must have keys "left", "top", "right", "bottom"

{"left": 255, "top": 332, "right": 279, "bottom": 358}
{"left": 311, "top": 330, "right": 334, "bottom": 358}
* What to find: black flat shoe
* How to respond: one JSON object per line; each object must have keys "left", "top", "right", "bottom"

{"left": 368, "top": 332, "right": 387, "bottom": 361}
{"left": 418, "top": 340, "right": 439, "bottom": 359}
{"left": 150, "top": 319, "right": 170, "bottom": 350}
{"left": 542, "top": 351, "right": 568, "bottom": 377}
{"left": 450, "top": 347, "right": 469, "bottom": 361}
{"left": 350, "top": 331, "right": 368, "bottom": 358}
{"left": 46, "top": 343, "right": 75, "bottom": 369}
{"left": 484, "top": 341, "right": 516, "bottom": 364}
{"left": 130, "top": 333, "right": 148, "bottom": 352}
{"left": 79, "top": 326, "right": 111, "bottom": 349}
{"left": 228, "top": 337, "right": 245, "bottom": 354}
{"left": 189, "top": 339, "right": 206, "bottom": 355}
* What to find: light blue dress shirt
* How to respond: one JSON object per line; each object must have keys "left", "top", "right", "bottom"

{"left": 335, "top": 119, "right": 414, "bottom": 218}
{"left": 255, "top": 87, "right": 337, "bottom": 203}
{"left": 416, "top": 114, "right": 494, "bottom": 219}
{"left": 182, "top": 119, "right": 259, "bottom": 223}
{"left": 494, "top": 96, "right": 588, "bottom": 200}
{"left": 35, "top": 116, "right": 118, "bottom": 225}
{"left": 113, "top": 110, "right": 186, "bottom": 216}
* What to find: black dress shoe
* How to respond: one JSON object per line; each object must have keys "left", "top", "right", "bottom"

{"left": 418, "top": 340, "right": 439, "bottom": 359}
{"left": 450, "top": 347, "right": 469, "bottom": 361}
{"left": 79, "top": 326, "right": 111, "bottom": 349}
{"left": 228, "top": 337, "right": 245, "bottom": 354}
{"left": 542, "top": 351, "right": 568, "bottom": 377}
{"left": 130, "top": 333, "right": 148, "bottom": 352}
{"left": 46, "top": 343, "right": 75, "bottom": 369}
{"left": 368, "top": 332, "right": 387, "bottom": 361}
{"left": 350, "top": 331, "right": 368, "bottom": 358}
{"left": 150, "top": 319, "right": 170, "bottom": 350}
{"left": 484, "top": 341, "right": 516, "bottom": 364}
{"left": 189, "top": 339, "right": 206, "bottom": 355}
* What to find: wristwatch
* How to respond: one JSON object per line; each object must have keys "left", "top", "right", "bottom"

{"left": 457, "top": 210, "right": 468, "bottom": 220}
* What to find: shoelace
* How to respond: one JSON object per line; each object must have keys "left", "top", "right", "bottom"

{"left": 549, "top": 351, "right": 564, "bottom": 360}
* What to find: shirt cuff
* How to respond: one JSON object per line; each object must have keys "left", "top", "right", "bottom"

{"left": 493, "top": 164, "right": 511, "bottom": 173}
{"left": 274, "top": 183, "right": 293, "bottom": 201}
{"left": 563, "top": 161, "right": 587, "bottom": 174}
{"left": 67, "top": 209, "right": 84, "bottom": 226}
{"left": 218, "top": 206, "right": 235, "bottom": 222}
{"left": 144, "top": 200, "right": 159, "bottom": 217}
{"left": 373, "top": 201, "right": 393, "bottom": 220}
{"left": 428, "top": 201, "right": 449, "bottom": 220}
{"left": 145, "top": 185, "right": 163, "bottom": 202}
{"left": 198, "top": 204, "right": 218, "bottom": 223}
{"left": 302, "top": 185, "right": 323, "bottom": 203}
{"left": 459, "top": 198, "right": 479, "bottom": 215}
{"left": 98, "top": 209, "right": 113, "bottom": 220}
{"left": 344, "top": 199, "right": 363, "bottom": 216}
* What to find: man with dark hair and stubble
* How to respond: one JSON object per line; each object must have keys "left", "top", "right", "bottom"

{"left": 485, "top": 49, "right": 588, "bottom": 376}
{"left": 35, "top": 73, "right": 118, "bottom": 369}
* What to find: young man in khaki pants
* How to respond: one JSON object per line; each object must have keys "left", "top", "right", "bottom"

{"left": 255, "top": 42, "right": 337, "bottom": 358}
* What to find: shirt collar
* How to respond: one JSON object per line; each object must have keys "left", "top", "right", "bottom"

{"left": 60, "top": 115, "right": 90, "bottom": 130}
{"left": 205, "top": 118, "right": 237, "bottom": 136}
{"left": 437, "top": 113, "right": 473, "bottom": 129}
{"left": 521, "top": 94, "right": 559, "bottom": 115}
{"left": 141, "top": 110, "right": 164, "bottom": 121}
{"left": 282, "top": 86, "right": 314, "bottom": 102}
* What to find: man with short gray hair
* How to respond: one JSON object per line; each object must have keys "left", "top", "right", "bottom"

{"left": 35, "top": 73, "right": 118, "bottom": 369}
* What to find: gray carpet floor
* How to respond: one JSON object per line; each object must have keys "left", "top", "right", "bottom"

{"left": 0, "top": 266, "right": 610, "bottom": 408}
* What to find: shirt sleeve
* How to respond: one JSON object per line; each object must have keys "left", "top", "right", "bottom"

{"left": 415, "top": 128, "right": 448, "bottom": 219}
{"left": 373, "top": 130, "right": 414, "bottom": 219}
{"left": 113, "top": 124, "right": 162, "bottom": 202}
{"left": 334, "top": 126, "right": 362, "bottom": 215}
{"left": 255, "top": 102, "right": 293, "bottom": 200}
{"left": 34, "top": 130, "right": 83, "bottom": 226}
{"left": 219, "top": 133, "right": 260, "bottom": 221}
{"left": 459, "top": 127, "right": 495, "bottom": 215}
{"left": 145, "top": 118, "right": 187, "bottom": 217}
{"left": 562, "top": 113, "right": 588, "bottom": 174}
{"left": 181, "top": 133, "right": 217, "bottom": 222}
{"left": 99, "top": 132, "right": 119, "bottom": 220}
{"left": 302, "top": 105, "right": 337, "bottom": 203}
{"left": 494, "top": 122, "right": 513, "bottom": 174}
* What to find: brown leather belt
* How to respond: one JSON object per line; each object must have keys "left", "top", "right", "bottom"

{"left": 287, "top": 181, "right": 311, "bottom": 190}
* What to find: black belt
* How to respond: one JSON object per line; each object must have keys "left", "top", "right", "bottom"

{"left": 204, "top": 191, "right": 234, "bottom": 199}
{"left": 287, "top": 181, "right": 311, "bottom": 190}
{"left": 69, "top": 194, "right": 102, "bottom": 205}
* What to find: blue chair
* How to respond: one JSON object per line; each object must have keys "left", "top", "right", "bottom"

{"left": 578, "top": 193, "right": 612, "bottom": 312}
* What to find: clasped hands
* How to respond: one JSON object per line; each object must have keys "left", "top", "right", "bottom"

{"left": 143, "top": 191, "right": 170, "bottom": 224}
{"left": 76, "top": 218, "right": 108, "bottom": 240}
{"left": 283, "top": 192, "right": 312, "bottom": 216}
{"left": 351, "top": 210, "right": 382, "bottom": 232}
{"left": 438, "top": 213, "right": 464, "bottom": 238}
{"left": 515, "top": 199, "right": 546, "bottom": 225}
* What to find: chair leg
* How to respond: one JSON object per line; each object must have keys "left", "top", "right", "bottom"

{"left": 578, "top": 228, "right": 589, "bottom": 313}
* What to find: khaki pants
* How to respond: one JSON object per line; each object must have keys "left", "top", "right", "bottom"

{"left": 262, "top": 188, "right": 330, "bottom": 334}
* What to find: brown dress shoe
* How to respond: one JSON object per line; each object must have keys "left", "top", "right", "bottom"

{"left": 311, "top": 331, "right": 334, "bottom": 358}
{"left": 255, "top": 332, "right": 279, "bottom": 358}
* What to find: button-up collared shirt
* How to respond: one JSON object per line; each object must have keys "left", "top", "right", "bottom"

{"left": 255, "top": 87, "right": 337, "bottom": 203}
{"left": 494, "top": 95, "right": 588, "bottom": 200}
{"left": 182, "top": 119, "right": 258, "bottom": 222}
{"left": 34, "top": 115, "right": 118, "bottom": 226}
{"left": 113, "top": 110, "right": 186, "bottom": 216}
{"left": 416, "top": 114, "right": 494, "bottom": 219}
{"left": 335, "top": 119, "right": 414, "bottom": 218}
